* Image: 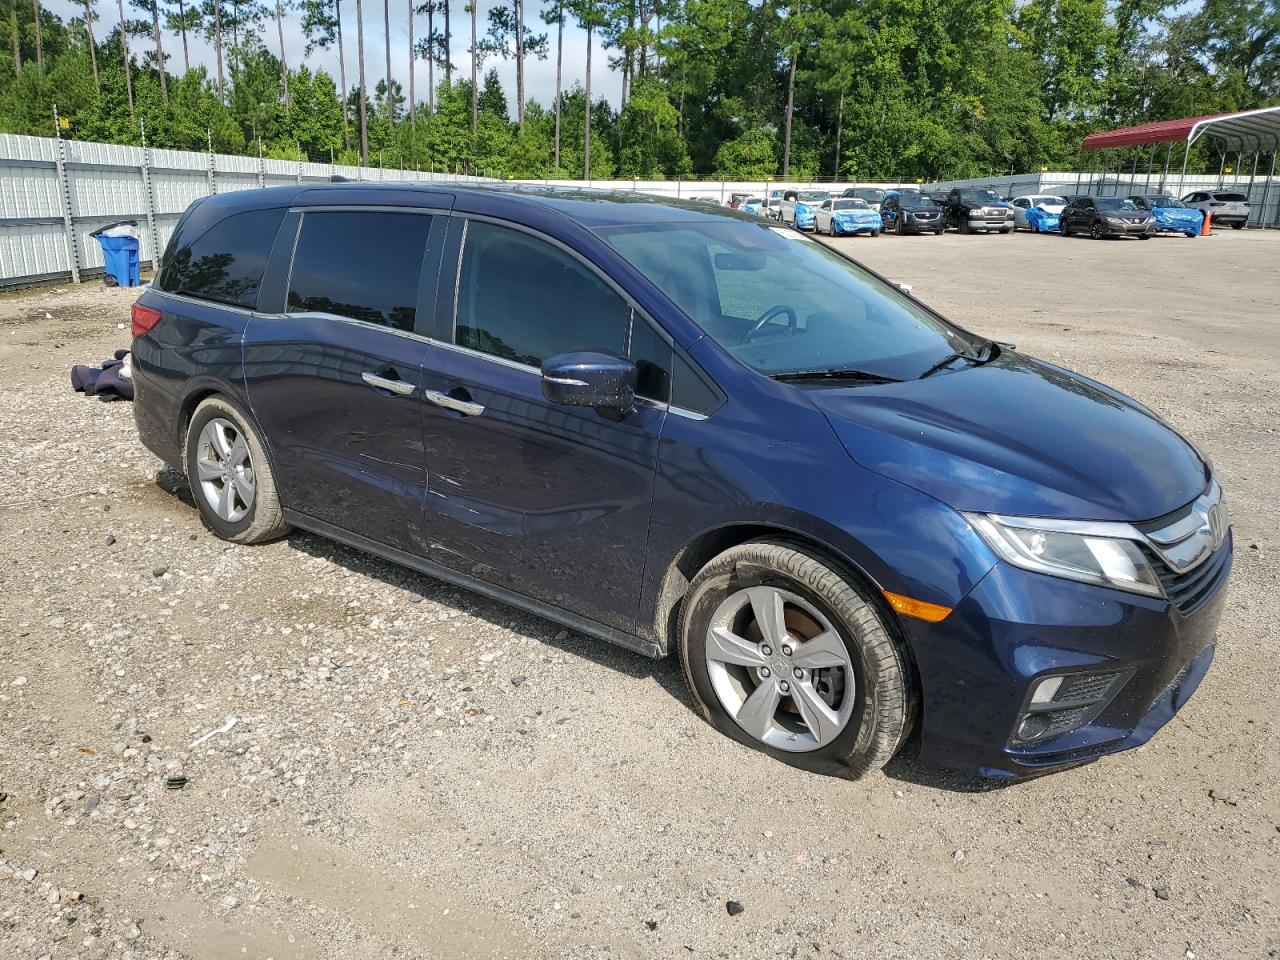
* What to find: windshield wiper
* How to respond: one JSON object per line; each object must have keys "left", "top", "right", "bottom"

{"left": 770, "top": 368, "right": 901, "bottom": 384}
{"left": 918, "top": 339, "right": 998, "bottom": 379}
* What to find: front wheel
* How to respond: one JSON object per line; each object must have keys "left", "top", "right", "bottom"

{"left": 184, "top": 395, "right": 290, "bottom": 544}
{"left": 1231, "top": 221, "right": 1244, "bottom": 230}
{"left": 679, "top": 540, "right": 913, "bottom": 778}
{"left": 1090, "top": 221, "right": 1104, "bottom": 240}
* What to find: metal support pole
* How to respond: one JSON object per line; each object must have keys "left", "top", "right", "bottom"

{"left": 52, "top": 105, "right": 81, "bottom": 284}
{"left": 1142, "top": 144, "right": 1155, "bottom": 194}
{"left": 1161, "top": 141, "right": 1172, "bottom": 193}
{"left": 1246, "top": 151, "right": 1260, "bottom": 226}
{"left": 1114, "top": 149, "right": 1124, "bottom": 195}
{"left": 139, "top": 122, "right": 160, "bottom": 276}
{"left": 1179, "top": 139, "right": 1190, "bottom": 198}
{"left": 1216, "top": 150, "right": 1225, "bottom": 188}
{"left": 1259, "top": 151, "right": 1277, "bottom": 229}
{"left": 257, "top": 139, "right": 265, "bottom": 189}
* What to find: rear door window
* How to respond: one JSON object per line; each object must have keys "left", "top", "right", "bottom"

{"left": 158, "top": 207, "right": 285, "bottom": 309}
{"left": 287, "top": 210, "right": 433, "bottom": 332}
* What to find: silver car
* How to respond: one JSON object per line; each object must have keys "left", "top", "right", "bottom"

{"left": 1011, "top": 194, "right": 1066, "bottom": 230}
{"left": 1181, "top": 191, "right": 1251, "bottom": 229}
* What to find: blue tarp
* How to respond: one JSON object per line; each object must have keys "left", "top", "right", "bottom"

{"left": 1024, "top": 207, "right": 1062, "bottom": 233}
{"left": 832, "top": 209, "right": 882, "bottom": 235}
{"left": 1152, "top": 207, "right": 1204, "bottom": 237}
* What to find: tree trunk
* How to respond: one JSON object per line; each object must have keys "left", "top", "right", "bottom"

{"left": 833, "top": 89, "right": 843, "bottom": 178}
{"left": 407, "top": 0, "right": 414, "bottom": 136}
{"left": 514, "top": 0, "right": 524, "bottom": 129}
{"left": 31, "top": 0, "right": 42, "bottom": 72}
{"left": 469, "top": 0, "right": 476, "bottom": 132}
{"left": 781, "top": 48, "right": 797, "bottom": 176}
{"left": 356, "top": 0, "right": 368, "bottom": 162}
{"left": 213, "top": 0, "right": 225, "bottom": 104}
{"left": 383, "top": 0, "right": 391, "bottom": 119}
{"left": 583, "top": 20, "right": 591, "bottom": 179}
{"left": 621, "top": 0, "right": 633, "bottom": 106}
{"left": 443, "top": 0, "right": 450, "bottom": 85}
{"left": 177, "top": 0, "right": 190, "bottom": 70}
{"left": 117, "top": 0, "right": 133, "bottom": 116}
{"left": 9, "top": 6, "right": 20, "bottom": 72}
{"left": 336, "top": 0, "right": 349, "bottom": 147}
{"left": 275, "top": 0, "right": 289, "bottom": 110}
{"left": 426, "top": 3, "right": 434, "bottom": 115}
{"left": 83, "top": 3, "right": 99, "bottom": 92}
{"left": 231, "top": 0, "right": 239, "bottom": 71}
{"left": 150, "top": 0, "right": 167, "bottom": 100}
{"left": 552, "top": 0, "right": 562, "bottom": 168}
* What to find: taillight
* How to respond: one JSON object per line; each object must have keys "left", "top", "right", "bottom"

{"left": 131, "top": 302, "right": 162, "bottom": 337}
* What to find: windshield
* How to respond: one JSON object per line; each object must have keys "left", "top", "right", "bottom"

{"left": 799, "top": 192, "right": 830, "bottom": 202}
{"left": 901, "top": 195, "right": 939, "bottom": 210}
{"left": 1034, "top": 196, "right": 1065, "bottom": 206}
{"left": 1096, "top": 197, "right": 1140, "bottom": 211}
{"left": 600, "top": 220, "right": 978, "bottom": 380}
{"left": 959, "top": 190, "right": 1001, "bottom": 204}
{"left": 853, "top": 189, "right": 885, "bottom": 202}
{"left": 832, "top": 199, "right": 868, "bottom": 210}
{"left": 1142, "top": 196, "right": 1182, "bottom": 208}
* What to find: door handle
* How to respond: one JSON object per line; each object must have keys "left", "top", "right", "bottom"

{"left": 361, "top": 371, "right": 416, "bottom": 396}
{"left": 425, "top": 389, "right": 485, "bottom": 416}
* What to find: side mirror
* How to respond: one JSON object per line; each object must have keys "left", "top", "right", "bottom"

{"left": 541, "top": 351, "right": 637, "bottom": 415}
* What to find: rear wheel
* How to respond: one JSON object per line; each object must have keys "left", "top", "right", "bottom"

{"left": 1231, "top": 221, "right": 1245, "bottom": 230}
{"left": 184, "top": 396, "right": 289, "bottom": 544}
{"left": 679, "top": 540, "right": 913, "bottom": 778}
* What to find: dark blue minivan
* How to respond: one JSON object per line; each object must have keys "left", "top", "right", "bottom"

{"left": 131, "top": 184, "right": 1231, "bottom": 780}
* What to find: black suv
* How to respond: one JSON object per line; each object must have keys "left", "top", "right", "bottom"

{"left": 1061, "top": 197, "right": 1155, "bottom": 239}
{"left": 880, "top": 193, "right": 945, "bottom": 235}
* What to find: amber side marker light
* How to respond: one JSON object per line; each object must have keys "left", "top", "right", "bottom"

{"left": 882, "top": 590, "right": 953, "bottom": 623}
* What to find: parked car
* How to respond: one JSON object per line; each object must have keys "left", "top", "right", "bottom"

{"left": 780, "top": 190, "right": 831, "bottom": 229}
{"left": 940, "top": 188, "right": 1015, "bottom": 233}
{"left": 740, "top": 197, "right": 765, "bottom": 216}
{"left": 728, "top": 192, "right": 753, "bottom": 210}
{"left": 1010, "top": 195, "right": 1067, "bottom": 231}
{"left": 841, "top": 187, "right": 887, "bottom": 211}
{"left": 1129, "top": 194, "right": 1203, "bottom": 237}
{"left": 1181, "top": 191, "right": 1250, "bottom": 229}
{"left": 1060, "top": 196, "right": 1155, "bottom": 239}
{"left": 132, "top": 184, "right": 1231, "bottom": 781}
{"left": 814, "top": 197, "right": 882, "bottom": 236}
{"left": 760, "top": 196, "right": 782, "bottom": 219}
{"left": 880, "top": 192, "right": 945, "bottom": 234}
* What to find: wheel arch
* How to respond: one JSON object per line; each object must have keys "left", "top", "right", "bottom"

{"left": 175, "top": 379, "right": 270, "bottom": 473}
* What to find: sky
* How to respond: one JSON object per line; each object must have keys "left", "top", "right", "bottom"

{"left": 43, "top": 0, "right": 625, "bottom": 114}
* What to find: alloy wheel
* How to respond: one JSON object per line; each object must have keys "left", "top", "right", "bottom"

{"left": 194, "top": 417, "right": 256, "bottom": 523}
{"left": 703, "top": 586, "right": 856, "bottom": 752}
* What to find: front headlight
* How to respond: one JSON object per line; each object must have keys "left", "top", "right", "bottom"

{"left": 1104, "top": 216, "right": 1125, "bottom": 225}
{"left": 964, "top": 513, "right": 1163, "bottom": 597}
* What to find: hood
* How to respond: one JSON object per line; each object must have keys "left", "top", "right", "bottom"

{"left": 1036, "top": 203, "right": 1065, "bottom": 213}
{"left": 809, "top": 351, "right": 1207, "bottom": 522}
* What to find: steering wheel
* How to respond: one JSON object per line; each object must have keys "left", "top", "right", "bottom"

{"left": 744, "top": 304, "right": 799, "bottom": 342}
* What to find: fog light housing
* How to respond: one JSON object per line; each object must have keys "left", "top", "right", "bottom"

{"left": 1011, "top": 670, "right": 1129, "bottom": 745}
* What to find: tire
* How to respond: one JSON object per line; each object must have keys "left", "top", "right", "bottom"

{"left": 1000, "top": 227, "right": 1012, "bottom": 234}
{"left": 1231, "top": 221, "right": 1244, "bottom": 230}
{"left": 959, "top": 218, "right": 970, "bottom": 235}
{"left": 1090, "top": 221, "right": 1104, "bottom": 240}
{"left": 184, "top": 395, "right": 290, "bottom": 544}
{"left": 895, "top": 216, "right": 904, "bottom": 235}
{"left": 678, "top": 539, "right": 913, "bottom": 779}
{"left": 1139, "top": 234, "right": 1151, "bottom": 240}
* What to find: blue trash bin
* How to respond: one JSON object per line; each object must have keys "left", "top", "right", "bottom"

{"left": 95, "top": 234, "right": 141, "bottom": 287}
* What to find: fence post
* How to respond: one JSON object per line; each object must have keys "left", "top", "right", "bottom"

{"left": 206, "top": 129, "right": 217, "bottom": 196}
{"left": 257, "top": 140, "right": 265, "bottom": 189}
{"left": 52, "top": 108, "right": 82, "bottom": 284}
{"left": 139, "top": 127, "right": 160, "bottom": 276}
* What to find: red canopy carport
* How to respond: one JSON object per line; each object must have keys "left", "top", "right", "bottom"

{"left": 1080, "top": 106, "right": 1280, "bottom": 227}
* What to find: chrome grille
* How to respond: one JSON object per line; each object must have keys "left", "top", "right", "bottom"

{"left": 1143, "top": 538, "right": 1231, "bottom": 615}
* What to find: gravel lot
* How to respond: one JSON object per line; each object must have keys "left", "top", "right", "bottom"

{"left": 1, "top": 227, "right": 1277, "bottom": 960}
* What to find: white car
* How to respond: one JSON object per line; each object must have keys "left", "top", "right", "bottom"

{"left": 1180, "top": 191, "right": 1251, "bottom": 229}
{"left": 1011, "top": 195, "right": 1066, "bottom": 230}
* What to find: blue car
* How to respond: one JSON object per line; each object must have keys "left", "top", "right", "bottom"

{"left": 814, "top": 198, "right": 882, "bottom": 236}
{"left": 131, "top": 184, "right": 1230, "bottom": 780}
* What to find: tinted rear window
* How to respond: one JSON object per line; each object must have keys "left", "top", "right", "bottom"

{"left": 158, "top": 207, "right": 285, "bottom": 309}
{"left": 1213, "top": 193, "right": 1248, "bottom": 202}
{"left": 287, "top": 210, "right": 433, "bottom": 331}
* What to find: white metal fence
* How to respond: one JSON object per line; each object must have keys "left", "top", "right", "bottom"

{"left": 3, "top": 135, "right": 1279, "bottom": 288}
{"left": 0, "top": 133, "right": 489, "bottom": 288}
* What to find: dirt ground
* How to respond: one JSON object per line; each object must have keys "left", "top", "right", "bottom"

{"left": 0, "top": 227, "right": 1276, "bottom": 960}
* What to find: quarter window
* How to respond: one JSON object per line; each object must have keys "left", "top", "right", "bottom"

{"left": 158, "top": 207, "right": 285, "bottom": 309}
{"left": 455, "top": 221, "right": 630, "bottom": 367}
{"left": 287, "top": 210, "right": 433, "bottom": 331}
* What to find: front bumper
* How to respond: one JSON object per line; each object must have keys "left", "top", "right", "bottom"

{"left": 966, "top": 214, "right": 1013, "bottom": 230}
{"left": 1098, "top": 219, "right": 1156, "bottom": 236}
{"left": 906, "top": 540, "right": 1231, "bottom": 779}
{"left": 832, "top": 219, "right": 880, "bottom": 235}
{"left": 898, "top": 216, "right": 944, "bottom": 233}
